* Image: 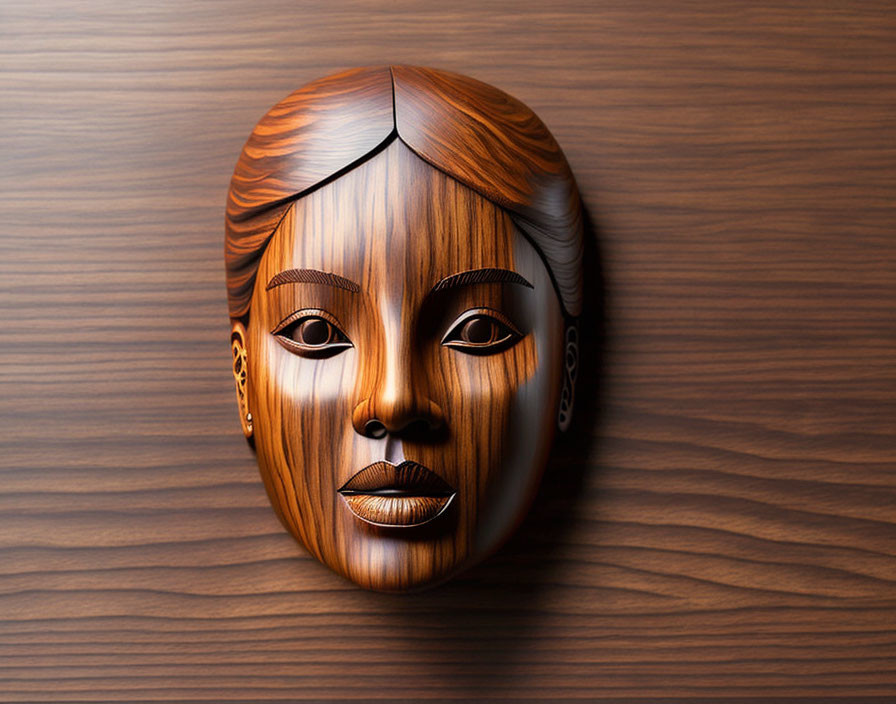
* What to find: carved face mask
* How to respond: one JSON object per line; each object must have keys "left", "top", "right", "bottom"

{"left": 225, "top": 66, "right": 584, "bottom": 591}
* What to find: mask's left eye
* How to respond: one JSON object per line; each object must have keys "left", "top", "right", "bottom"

{"left": 441, "top": 308, "right": 522, "bottom": 355}
{"left": 272, "top": 309, "right": 352, "bottom": 358}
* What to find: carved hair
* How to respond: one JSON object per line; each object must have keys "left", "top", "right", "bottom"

{"left": 225, "top": 65, "right": 584, "bottom": 321}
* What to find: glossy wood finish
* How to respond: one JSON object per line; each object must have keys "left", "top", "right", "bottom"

{"left": 241, "top": 140, "right": 565, "bottom": 591}
{"left": 2, "top": 0, "right": 895, "bottom": 700}
{"left": 227, "top": 66, "right": 581, "bottom": 591}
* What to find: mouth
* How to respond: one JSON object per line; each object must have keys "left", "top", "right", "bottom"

{"left": 338, "top": 460, "right": 455, "bottom": 527}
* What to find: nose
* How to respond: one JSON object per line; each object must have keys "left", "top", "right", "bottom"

{"left": 351, "top": 317, "right": 445, "bottom": 439}
{"left": 352, "top": 395, "right": 445, "bottom": 439}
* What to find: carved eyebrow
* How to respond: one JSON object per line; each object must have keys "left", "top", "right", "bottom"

{"left": 430, "top": 268, "right": 533, "bottom": 294}
{"left": 266, "top": 269, "right": 360, "bottom": 293}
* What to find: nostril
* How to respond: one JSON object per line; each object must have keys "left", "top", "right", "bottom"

{"left": 404, "top": 418, "right": 437, "bottom": 437}
{"left": 364, "top": 419, "right": 387, "bottom": 439}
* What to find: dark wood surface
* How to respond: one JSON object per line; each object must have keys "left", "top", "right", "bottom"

{"left": 1, "top": 0, "right": 894, "bottom": 700}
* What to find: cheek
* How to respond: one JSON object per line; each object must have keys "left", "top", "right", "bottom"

{"left": 436, "top": 335, "right": 539, "bottom": 467}
{"left": 469, "top": 331, "right": 562, "bottom": 551}
{"left": 247, "top": 331, "right": 356, "bottom": 496}
{"left": 446, "top": 344, "right": 534, "bottom": 413}
{"left": 250, "top": 331, "right": 366, "bottom": 482}
{"left": 255, "top": 334, "right": 355, "bottom": 405}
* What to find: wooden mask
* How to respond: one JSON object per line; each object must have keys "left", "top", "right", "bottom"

{"left": 225, "top": 66, "right": 584, "bottom": 591}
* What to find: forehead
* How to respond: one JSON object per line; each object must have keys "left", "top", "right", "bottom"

{"left": 256, "top": 140, "right": 518, "bottom": 293}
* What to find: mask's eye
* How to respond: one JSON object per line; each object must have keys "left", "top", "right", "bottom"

{"left": 441, "top": 308, "right": 522, "bottom": 355}
{"left": 272, "top": 309, "right": 352, "bottom": 358}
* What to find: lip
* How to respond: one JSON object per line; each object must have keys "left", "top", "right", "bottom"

{"left": 338, "top": 460, "right": 455, "bottom": 527}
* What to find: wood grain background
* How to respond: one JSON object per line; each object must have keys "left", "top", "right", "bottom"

{"left": 1, "top": 0, "right": 894, "bottom": 700}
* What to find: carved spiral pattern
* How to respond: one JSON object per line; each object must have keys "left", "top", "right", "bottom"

{"left": 232, "top": 339, "right": 248, "bottom": 408}
{"left": 557, "top": 323, "right": 578, "bottom": 432}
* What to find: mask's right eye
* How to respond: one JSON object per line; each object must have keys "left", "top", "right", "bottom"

{"left": 272, "top": 309, "right": 352, "bottom": 358}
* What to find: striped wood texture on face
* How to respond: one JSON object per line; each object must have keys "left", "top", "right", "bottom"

{"left": 246, "top": 141, "right": 564, "bottom": 591}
